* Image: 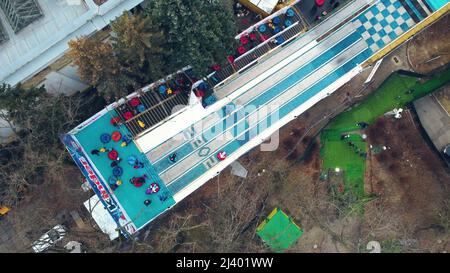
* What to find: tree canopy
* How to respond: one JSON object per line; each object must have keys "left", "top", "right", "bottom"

{"left": 111, "top": 12, "right": 167, "bottom": 83}
{"left": 0, "top": 84, "right": 103, "bottom": 207}
{"left": 145, "top": 0, "right": 237, "bottom": 76}
{"left": 68, "top": 2, "right": 238, "bottom": 101}
{"left": 0, "top": 83, "right": 45, "bottom": 121}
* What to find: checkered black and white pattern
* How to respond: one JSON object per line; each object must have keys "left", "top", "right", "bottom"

{"left": 353, "top": 0, "right": 416, "bottom": 53}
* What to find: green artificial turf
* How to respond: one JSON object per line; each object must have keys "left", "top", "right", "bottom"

{"left": 329, "top": 68, "right": 450, "bottom": 131}
{"left": 320, "top": 132, "right": 366, "bottom": 196}
{"left": 320, "top": 67, "right": 450, "bottom": 200}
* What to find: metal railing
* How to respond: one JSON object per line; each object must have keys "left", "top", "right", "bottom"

{"left": 208, "top": 1, "right": 308, "bottom": 89}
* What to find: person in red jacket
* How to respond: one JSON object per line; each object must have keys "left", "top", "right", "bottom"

{"left": 130, "top": 175, "right": 147, "bottom": 187}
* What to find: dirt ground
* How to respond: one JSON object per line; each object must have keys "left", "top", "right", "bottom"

{"left": 408, "top": 14, "right": 450, "bottom": 75}
{"left": 0, "top": 166, "right": 112, "bottom": 252}
{"left": 364, "top": 113, "right": 450, "bottom": 252}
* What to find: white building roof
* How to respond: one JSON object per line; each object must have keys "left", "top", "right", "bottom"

{"left": 0, "top": 0, "right": 144, "bottom": 86}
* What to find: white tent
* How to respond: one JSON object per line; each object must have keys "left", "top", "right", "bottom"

{"left": 83, "top": 195, "right": 120, "bottom": 241}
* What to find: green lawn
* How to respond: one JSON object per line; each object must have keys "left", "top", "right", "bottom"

{"left": 320, "top": 131, "right": 366, "bottom": 196}
{"left": 320, "top": 67, "right": 450, "bottom": 201}
{"left": 329, "top": 68, "right": 450, "bottom": 131}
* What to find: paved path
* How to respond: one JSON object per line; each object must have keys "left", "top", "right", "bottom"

{"left": 414, "top": 93, "right": 450, "bottom": 151}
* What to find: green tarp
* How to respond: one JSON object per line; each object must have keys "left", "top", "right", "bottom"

{"left": 256, "top": 208, "right": 303, "bottom": 252}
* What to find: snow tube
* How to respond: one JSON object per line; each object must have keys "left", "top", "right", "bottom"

{"left": 273, "top": 26, "right": 281, "bottom": 34}
{"left": 146, "top": 183, "right": 160, "bottom": 194}
{"left": 276, "top": 36, "right": 285, "bottom": 44}
{"left": 158, "top": 85, "right": 167, "bottom": 94}
{"left": 237, "top": 46, "right": 246, "bottom": 55}
{"left": 130, "top": 97, "right": 141, "bottom": 107}
{"left": 286, "top": 8, "right": 295, "bottom": 17}
{"left": 127, "top": 156, "right": 137, "bottom": 165}
{"left": 249, "top": 32, "right": 257, "bottom": 41}
{"left": 212, "top": 64, "right": 221, "bottom": 71}
{"left": 217, "top": 151, "right": 227, "bottom": 161}
{"left": 168, "top": 153, "right": 177, "bottom": 163}
{"left": 112, "top": 131, "right": 122, "bottom": 142}
{"left": 258, "top": 24, "right": 267, "bottom": 33}
{"left": 136, "top": 104, "right": 146, "bottom": 113}
{"left": 131, "top": 178, "right": 144, "bottom": 187}
{"left": 108, "top": 175, "right": 118, "bottom": 185}
{"left": 272, "top": 16, "right": 281, "bottom": 25}
{"left": 124, "top": 111, "right": 134, "bottom": 120}
{"left": 240, "top": 35, "right": 249, "bottom": 45}
{"left": 108, "top": 150, "right": 119, "bottom": 160}
{"left": 110, "top": 117, "right": 120, "bottom": 126}
{"left": 227, "top": 55, "right": 235, "bottom": 63}
{"left": 113, "top": 166, "right": 123, "bottom": 177}
{"left": 315, "top": 0, "right": 325, "bottom": 6}
{"left": 284, "top": 19, "right": 292, "bottom": 28}
{"left": 100, "top": 133, "right": 111, "bottom": 144}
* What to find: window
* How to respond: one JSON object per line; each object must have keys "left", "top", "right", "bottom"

{"left": 0, "top": 0, "right": 43, "bottom": 33}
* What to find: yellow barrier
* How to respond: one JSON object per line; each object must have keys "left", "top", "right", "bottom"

{"left": 256, "top": 207, "right": 278, "bottom": 231}
{"left": 363, "top": 3, "right": 450, "bottom": 67}
{"left": 0, "top": 206, "right": 10, "bottom": 215}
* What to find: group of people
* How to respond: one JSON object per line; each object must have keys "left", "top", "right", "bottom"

{"left": 128, "top": 156, "right": 145, "bottom": 169}
{"left": 129, "top": 174, "right": 163, "bottom": 207}
{"left": 89, "top": 120, "right": 166, "bottom": 207}
{"left": 340, "top": 135, "right": 367, "bottom": 158}
{"left": 130, "top": 175, "right": 147, "bottom": 187}
{"left": 169, "top": 152, "right": 177, "bottom": 163}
